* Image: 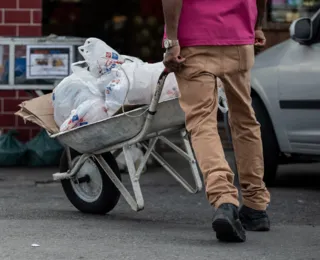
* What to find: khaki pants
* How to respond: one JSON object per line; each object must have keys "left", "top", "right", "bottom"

{"left": 175, "top": 45, "right": 270, "bottom": 211}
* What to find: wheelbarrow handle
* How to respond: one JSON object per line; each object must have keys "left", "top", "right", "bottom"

{"left": 119, "top": 69, "right": 170, "bottom": 147}
{"left": 148, "top": 69, "right": 170, "bottom": 115}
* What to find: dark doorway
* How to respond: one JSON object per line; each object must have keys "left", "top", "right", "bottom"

{"left": 42, "top": 0, "right": 165, "bottom": 62}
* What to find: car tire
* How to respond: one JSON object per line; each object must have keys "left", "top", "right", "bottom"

{"left": 60, "top": 149, "right": 121, "bottom": 214}
{"left": 252, "top": 94, "right": 279, "bottom": 186}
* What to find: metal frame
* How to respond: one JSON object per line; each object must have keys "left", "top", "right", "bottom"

{"left": 0, "top": 36, "right": 85, "bottom": 90}
{"left": 52, "top": 70, "right": 203, "bottom": 211}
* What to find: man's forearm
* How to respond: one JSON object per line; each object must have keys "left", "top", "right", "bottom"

{"left": 162, "top": 0, "right": 182, "bottom": 40}
{"left": 256, "top": 0, "right": 267, "bottom": 29}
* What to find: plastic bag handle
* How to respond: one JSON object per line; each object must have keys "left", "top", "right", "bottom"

{"left": 71, "top": 61, "right": 88, "bottom": 74}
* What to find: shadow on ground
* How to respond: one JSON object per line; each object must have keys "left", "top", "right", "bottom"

{"left": 275, "top": 163, "right": 320, "bottom": 190}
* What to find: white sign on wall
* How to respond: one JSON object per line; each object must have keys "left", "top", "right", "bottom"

{"left": 26, "top": 45, "right": 73, "bottom": 79}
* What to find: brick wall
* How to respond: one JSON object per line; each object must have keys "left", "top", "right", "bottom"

{"left": 0, "top": 0, "right": 42, "bottom": 142}
{"left": 0, "top": 90, "right": 41, "bottom": 142}
{"left": 0, "top": 0, "right": 42, "bottom": 37}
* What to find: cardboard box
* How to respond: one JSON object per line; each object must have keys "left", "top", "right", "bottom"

{"left": 15, "top": 94, "right": 59, "bottom": 134}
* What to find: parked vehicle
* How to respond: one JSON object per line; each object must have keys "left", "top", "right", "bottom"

{"left": 249, "top": 9, "right": 320, "bottom": 185}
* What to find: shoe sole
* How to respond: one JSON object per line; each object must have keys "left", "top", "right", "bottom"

{"left": 212, "top": 217, "right": 246, "bottom": 242}
{"left": 240, "top": 216, "right": 270, "bottom": 232}
{"left": 242, "top": 222, "right": 270, "bottom": 232}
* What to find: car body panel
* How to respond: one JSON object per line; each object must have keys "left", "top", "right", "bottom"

{"left": 278, "top": 41, "right": 320, "bottom": 154}
{"left": 251, "top": 40, "right": 291, "bottom": 152}
{"left": 251, "top": 39, "right": 320, "bottom": 155}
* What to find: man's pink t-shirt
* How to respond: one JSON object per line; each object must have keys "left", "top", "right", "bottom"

{"left": 164, "top": 0, "right": 257, "bottom": 46}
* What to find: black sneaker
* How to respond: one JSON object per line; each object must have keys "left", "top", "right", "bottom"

{"left": 239, "top": 205, "right": 270, "bottom": 231}
{"left": 212, "top": 203, "right": 246, "bottom": 242}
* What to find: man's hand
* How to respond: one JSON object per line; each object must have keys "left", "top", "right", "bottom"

{"left": 163, "top": 45, "right": 186, "bottom": 72}
{"left": 254, "top": 29, "right": 266, "bottom": 47}
{"left": 255, "top": 0, "right": 267, "bottom": 48}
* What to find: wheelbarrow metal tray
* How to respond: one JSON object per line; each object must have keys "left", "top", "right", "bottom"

{"left": 50, "top": 98, "right": 185, "bottom": 154}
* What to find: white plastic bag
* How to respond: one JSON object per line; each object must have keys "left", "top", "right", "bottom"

{"left": 60, "top": 99, "right": 108, "bottom": 132}
{"left": 103, "top": 60, "right": 148, "bottom": 117}
{"left": 115, "top": 145, "right": 146, "bottom": 173}
{"left": 120, "top": 61, "right": 180, "bottom": 105}
{"left": 71, "top": 61, "right": 105, "bottom": 96}
{"left": 217, "top": 78, "right": 229, "bottom": 114}
{"left": 104, "top": 69, "right": 130, "bottom": 116}
{"left": 159, "top": 71, "right": 180, "bottom": 102}
{"left": 78, "top": 38, "right": 124, "bottom": 78}
{"left": 52, "top": 74, "right": 89, "bottom": 126}
{"left": 122, "top": 55, "right": 144, "bottom": 65}
{"left": 120, "top": 61, "right": 153, "bottom": 105}
{"left": 71, "top": 61, "right": 118, "bottom": 97}
{"left": 52, "top": 67, "right": 110, "bottom": 128}
{"left": 102, "top": 60, "right": 181, "bottom": 116}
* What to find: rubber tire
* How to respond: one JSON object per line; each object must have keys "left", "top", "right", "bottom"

{"left": 252, "top": 94, "right": 279, "bottom": 186}
{"left": 60, "top": 149, "right": 121, "bottom": 214}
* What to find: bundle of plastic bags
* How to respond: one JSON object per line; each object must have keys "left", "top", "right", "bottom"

{"left": 52, "top": 66, "right": 110, "bottom": 132}
{"left": 104, "top": 60, "right": 180, "bottom": 115}
{"left": 52, "top": 37, "right": 180, "bottom": 132}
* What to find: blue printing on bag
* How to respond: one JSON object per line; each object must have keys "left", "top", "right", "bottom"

{"left": 72, "top": 114, "right": 79, "bottom": 122}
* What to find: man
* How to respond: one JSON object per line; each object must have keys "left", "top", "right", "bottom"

{"left": 162, "top": 0, "right": 271, "bottom": 242}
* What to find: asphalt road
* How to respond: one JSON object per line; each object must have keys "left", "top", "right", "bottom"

{"left": 0, "top": 152, "right": 319, "bottom": 260}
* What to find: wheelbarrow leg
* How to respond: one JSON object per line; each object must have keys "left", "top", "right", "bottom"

{"left": 180, "top": 130, "right": 203, "bottom": 191}
{"left": 94, "top": 153, "right": 144, "bottom": 212}
{"left": 141, "top": 128, "right": 203, "bottom": 194}
{"left": 123, "top": 145, "right": 144, "bottom": 210}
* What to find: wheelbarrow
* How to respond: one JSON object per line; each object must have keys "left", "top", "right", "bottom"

{"left": 50, "top": 69, "right": 207, "bottom": 214}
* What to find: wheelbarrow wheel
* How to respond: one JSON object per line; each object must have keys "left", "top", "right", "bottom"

{"left": 60, "top": 149, "right": 121, "bottom": 215}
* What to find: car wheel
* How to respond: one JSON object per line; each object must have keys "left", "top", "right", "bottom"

{"left": 252, "top": 94, "right": 279, "bottom": 186}
{"left": 60, "top": 149, "right": 121, "bottom": 214}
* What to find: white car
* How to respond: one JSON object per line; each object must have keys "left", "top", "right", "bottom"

{"left": 246, "top": 9, "right": 320, "bottom": 185}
